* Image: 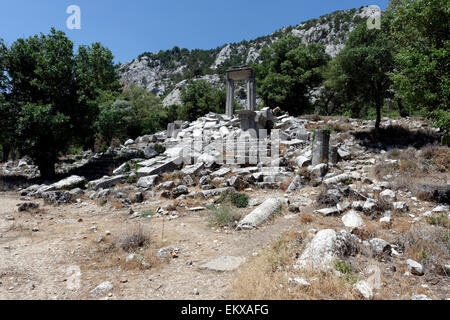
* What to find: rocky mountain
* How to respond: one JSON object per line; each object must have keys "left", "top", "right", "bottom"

{"left": 118, "top": 7, "right": 375, "bottom": 106}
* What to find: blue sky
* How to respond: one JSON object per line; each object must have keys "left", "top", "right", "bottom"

{"left": 0, "top": 0, "right": 388, "bottom": 63}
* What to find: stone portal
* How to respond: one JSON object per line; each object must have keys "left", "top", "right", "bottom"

{"left": 226, "top": 66, "right": 256, "bottom": 118}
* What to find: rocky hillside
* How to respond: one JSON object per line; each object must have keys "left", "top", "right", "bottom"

{"left": 118, "top": 7, "right": 375, "bottom": 106}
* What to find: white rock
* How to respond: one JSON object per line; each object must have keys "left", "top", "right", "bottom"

{"left": 89, "top": 281, "right": 114, "bottom": 298}
{"left": 342, "top": 210, "right": 363, "bottom": 228}
{"left": 136, "top": 175, "right": 159, "bottom": 189}
{"left": 380, "top": 189, "right": 396, "bottom": 202}
{"left": 288, "top": 277, "right": 310, "bottom": 287}
{"left": 354, "top": 280, "right": 373, "bottom": 300}
{"left": 406, "top": 259, "right": 424, "bottom": 276}
{"left": 295, "top": 229, "right": 353, "bottom": 271}
{"left": 411, "top": 294, "right": 431, "bottom": 300}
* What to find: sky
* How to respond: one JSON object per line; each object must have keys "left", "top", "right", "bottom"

{"left": 0, "top": 0, "right": 389, "bottom": 63}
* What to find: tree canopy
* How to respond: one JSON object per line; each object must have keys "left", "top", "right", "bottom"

{"left": 254, "top": 35, "right": 330, "bottom": 116}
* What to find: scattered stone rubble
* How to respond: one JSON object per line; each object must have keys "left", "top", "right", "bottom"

{"left": 2, "top": 112, "right": 448, "bottom": 300}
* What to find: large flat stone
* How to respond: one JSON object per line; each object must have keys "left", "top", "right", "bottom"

{"left": 199, "top": 256, "right": 246, "bottom": 272}
{"left": 137, "top": 158, "right": 181, "bottom": 177}
{"left": 87, "top": 175, "right": 127, "bottom": 191}
{"left": 52, "top": 175, "right": 86, "bottom": 190}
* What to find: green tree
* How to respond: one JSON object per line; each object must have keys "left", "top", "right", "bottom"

{"left": 180, "top": 80, "right": 225, "bottom": 121}
{"left": 15, "top": 104, "right": 71, "bottom": 177}
{"left": 329, "top": 15, "right": 395, "bottom": 129}
{"left": 74, "top": 43, "right": 121, "bottom": 148}
{"left": 95, "top": 100, "right": 138, "bottom": 144}
{"left": 120, "top": 84, "right": 168, "bottom": 134}
{"left": 254, "top": 35, "right": 330, "bottom": 116}
{"left": 5, "top": 28, "right": 78, "bottom": 177}
{"left": 390, "top": 0, "right": 449, "bottom": 131}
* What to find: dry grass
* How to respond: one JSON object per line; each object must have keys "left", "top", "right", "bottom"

{"left": 82, "top": 224, "right": 164, "bottom": 271}
{"left": 396, "top": 226, "right": 450, "bottom": 276}
{"left": 230, "top": 231, "right": 358, "bottom": 300}
{"left": 374, "top": 145, "right": 449, "bottom": 203}
{"left": 299, "top": 213, "right": 314, "bottom": 224}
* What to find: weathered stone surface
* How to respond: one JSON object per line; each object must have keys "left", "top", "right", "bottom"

{"left": 42, "top": 191, "right": 73, "bottom": 206}
{"left": 136, "top": 175, "right": 159, "bottom": 189}
{"left": 89, "top": 281, "right": 114, "bottom": 298}
{"left": 308, "top": 163, "right": 328, "bottom": 178}
{"left": 393, "top": 201, "right": 409, "bottom": 212}
{"left": 337, "top": 147, "right": 351, "bottom": 160}
{"left": 312, "top": 129, "right": 330, "bottom": 166}
{"left": 211, "top": 167, "right": 231, "bottom": 177}
{"left": 52, "top": 175, "right": 86, "bottom": 190}
{"left": 199, "top": 256, "right": 246, "bottom": 272}
{"left": 315, "top": 207, "right": 340, "bottom": 216}
{"left": 296, "top": 156, "right": 311, "bottom": 168}
{"left": 407, "top": 259, "right": 424, "bottom": 276}
{"left": 181, "top": 162, "right": 204, "bottom": 176}
{"left": 342, "top": 210, "right": 363, "bottom": 228}
{"left": 380, "top": 189, "right": 396, "bottom": 202}
{"left": 87, "top": 175, "right": 127, "bottom": 191}
{"left": 18, "top": 202, "right": 40, "bottom": 212}
{"left": 157, "top": 245, "right": 180, "bottom": 258}
{"left": 172, "top": 185, "right": 189, "bottom": 198}
{"left": 287, "top": 175, "right": 304, "bottom": 193}
{"left": 137, "top": 158, "right": 180, "bottom": 177}
{"left": 369, "top": 238, "right": 391, "bottom": 257}
{"left": 237, "top": 198, "right": 282, "bottom": 230}
{"left": 113, "top": 163, "right": 130, "bottom": 175}
{"left": 411, "top": 294, "right": 432, "bottom": 300}
{"left": 354, "top": 280, "right": 373, "bottom": 300}
{"left": 199, "top": 187, "right": 234, "bottom": 199}
{"left": 295, "top": 229, "right": 357, "bottom": 271}
{"left": 324, "top": 173, "right": 350, "bottom": 185}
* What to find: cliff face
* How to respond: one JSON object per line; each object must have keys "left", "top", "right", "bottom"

{"left": 118, "top": 7, "right": 374, "bottom": 105}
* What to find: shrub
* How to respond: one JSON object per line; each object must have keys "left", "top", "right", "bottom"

{"left": 207, "top": 204, "right": 241, "bottom": 228}
{"left": 154, "top": 144, "right": 166, "bottom": 154}
{"left": 427, "top": 214, "right": 449, "bottom": 228}
{"left": 116, "top": 225, "right": 150, "bottom": 252}
{"left": 230, "top": 192, "right": 249, "bottom": 208}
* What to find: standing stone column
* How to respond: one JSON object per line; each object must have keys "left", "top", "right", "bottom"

{"left": 247, "top": 78, "right": 256, "bottom": 111}
{"left": 312, "top": 129, "right": 330, "bottom": 166}
{"left": 329, "top": 145, "right": 338, "bottom": 165}
{"left": 226, "top": 78, "right": 235, "bottom": 118}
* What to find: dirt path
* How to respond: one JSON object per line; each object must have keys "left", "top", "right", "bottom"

{"left": 0, "top": 191, "right": 298, "bottom": 300}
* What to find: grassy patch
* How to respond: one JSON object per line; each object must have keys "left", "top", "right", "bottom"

{"left": 207, "top": 204, "right": 242, "bottom": 228}
{"left": 427, "top": 213, "right": 449, "bottom": 228}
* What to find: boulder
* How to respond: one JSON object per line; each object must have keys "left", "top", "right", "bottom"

{"left": 18, "top": 202, "right": 40, "bottom": 212}
{"left": 136, "top": 175, "right": 159, "bottom": 189}
{"left": 342, "top": 210, "right": 363, "bottom": 228}
{"left": 369, "top": 238, "right": 391, "bottom": 258}
{"left": 380, "top": 189, "right": 396, "bottom": 202}
{"left": 354, "top": 280, "right": 373, "bottom": 300}
{"left": 52, "top": 175, "right": 86, "bottom": 190}
{"left": 172, "top": 185, "right": 189, "bottom": 198}
{"left": 406, "top": 259, "right": 424, "bottom": 276}
{"left": 42, "top": 191, "right": 73, "bottom": 206}
{"left": 295, "top": 229, "right": 357, "bottom": 271}
{"left": 89, "top": 281, "right": 114, "bottom": 298}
